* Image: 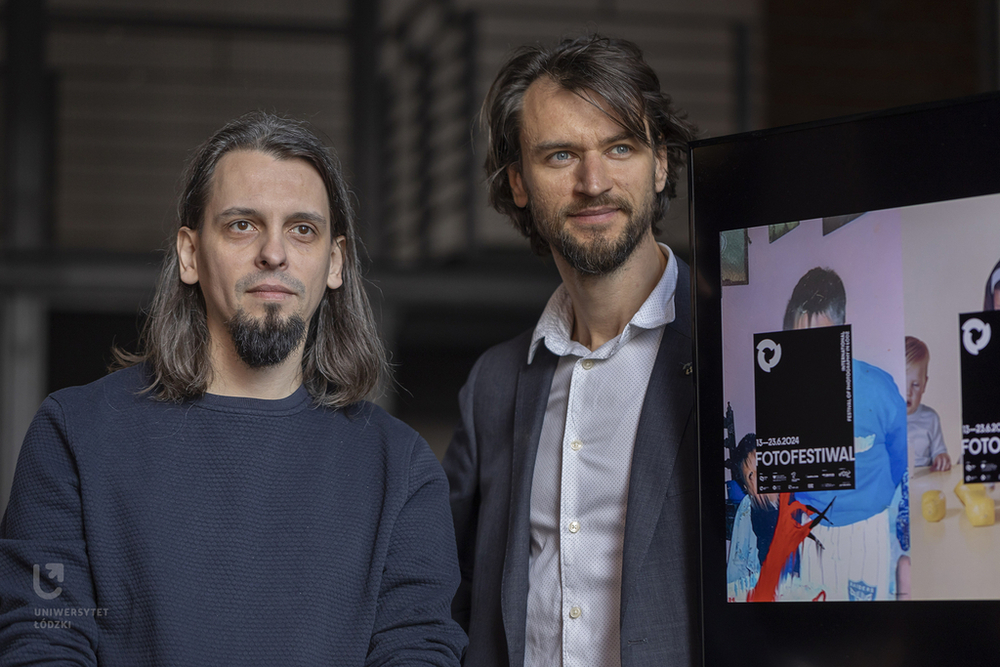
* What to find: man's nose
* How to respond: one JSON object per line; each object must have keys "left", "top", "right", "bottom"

{"left": 574, "top": 153, "right": 613, "bottom": 198}
{"left": 256, "top": 229, "right": 288, "bottom": 270}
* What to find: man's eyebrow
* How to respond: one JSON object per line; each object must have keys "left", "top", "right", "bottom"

{"left": 530, "top": 132, "right": 640, "bottom": 155}
{"left": 216, "top": 206, "right": 260, "bottom": 221}
{"left": 286, "top": 211, "right": 328, "bottom": 225}
{"left": 216, "top": 207, "right": 328, "bottom": 226}
{"left": 531, "top": 140, "right": 574, "bottom": 154}
{"left": 603, "top": 131, "right": 638, "bottom": 145}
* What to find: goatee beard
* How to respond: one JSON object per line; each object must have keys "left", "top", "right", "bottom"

{"left": 226, "top": 304, "right": 307, "bottom": 369}
{"left": 537, "top": 193, "right": 655, "bottom": 276}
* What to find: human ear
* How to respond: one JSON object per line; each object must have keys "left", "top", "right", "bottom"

{"left": 507, "top": 164, "right": 528, "bottom": 208}
{"left": 653, "top": 148, "right": 669, "bottom": 193}
{"left": 177, "top": 227, "right": 199, "bottom": 285}
{"left": 327, "top": 236, "right": 346, "bottom": 290}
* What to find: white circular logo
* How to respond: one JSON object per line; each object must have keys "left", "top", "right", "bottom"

{"left": 962, "top": 318, "right": 992, "bottom": 356}
{"left": 756, "top": 339, "right": 782, "bottom": 373}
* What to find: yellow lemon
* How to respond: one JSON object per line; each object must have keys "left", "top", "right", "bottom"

{"left": 921, "top": 490, "right": 946, "bottom": 522}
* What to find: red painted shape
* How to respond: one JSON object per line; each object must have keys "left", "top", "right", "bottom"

{"left": 748, "top": 493, "right": 816, "bottom": 602}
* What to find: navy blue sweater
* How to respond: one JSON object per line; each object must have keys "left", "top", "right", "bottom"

{"left": 0, "top": 366, "right": 466, "bottom": 665}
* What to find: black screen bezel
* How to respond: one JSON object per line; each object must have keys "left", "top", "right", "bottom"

{"left": 690, "top": 92, "right": 1000, "bottom": 666}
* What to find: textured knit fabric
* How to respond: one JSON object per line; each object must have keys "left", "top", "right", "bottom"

{"left": 0, "top": 365, "right": 466, "bottom": 666}
{"left": 524, "top": 244, "right": 676, "bottom": 667}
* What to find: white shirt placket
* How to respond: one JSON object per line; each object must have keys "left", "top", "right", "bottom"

{"left": 561, "top": 357, "right": 590, "bottom": 667}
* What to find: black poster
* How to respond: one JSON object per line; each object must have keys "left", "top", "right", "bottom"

{"left": 959, "top": 311, "right": 1000, "bottom": 483}
{"left": 753, "top": 326, "right": 855, "bottom": 493}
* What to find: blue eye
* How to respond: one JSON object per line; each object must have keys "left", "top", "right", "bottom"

{"left": 552, "top": 151, "right": 571, "bottom": 161}
{"left": 611, "top": 145, "right": 632, "bottom": 155}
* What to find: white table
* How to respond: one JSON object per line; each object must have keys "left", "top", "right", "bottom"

{"left": 910, "top": 464, "right": 1000, "bottom": 600}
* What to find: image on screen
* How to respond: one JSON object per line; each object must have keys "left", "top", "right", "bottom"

{"left": 719, "top": 192, "right": 1000, "bottom": 603}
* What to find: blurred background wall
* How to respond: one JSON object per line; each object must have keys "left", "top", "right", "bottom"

{"left": 0, "top": 0, "right": 997, "bottom": 514}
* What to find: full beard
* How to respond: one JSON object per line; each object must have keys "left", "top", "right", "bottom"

{"left": 226, "top": 304, "right": 307, "bottom": 369}
{"left": 534, "top": 193, "right": 656, "bottom": 276}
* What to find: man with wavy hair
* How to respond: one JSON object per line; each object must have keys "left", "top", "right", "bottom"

{"left": 0, "top": 112, "right": 466, "bottom": 666}
{"left": 443, "top": 35, "right": 699, "bottom": 667}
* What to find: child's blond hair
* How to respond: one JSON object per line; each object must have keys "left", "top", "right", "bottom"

{"left": 905, "top": 335, "right": 929, "bottom": 367}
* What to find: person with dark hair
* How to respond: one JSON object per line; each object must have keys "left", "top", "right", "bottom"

{"left": 782, "top": 267, "right": 908, "bottom": 601}
{"left": 728, "top": 433, "right": 758, "bottom": 496}
{"left": 0, "top": 112, "right": 466, "bottom": 665}
{"left": 782, "top": 266, "right": 847, "bottom": 331}
{"left": 443, "top": 35, "right": 699, "bottom": 666}
{"left": 726, "top": 433, "right": 782, "bottom": 587}
{"left": 983, "top": 258, "right": 1000, "bottom": 310}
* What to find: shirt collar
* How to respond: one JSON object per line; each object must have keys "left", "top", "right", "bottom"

{"left": 528, "top": 243, "right": 678, "bottom": 363}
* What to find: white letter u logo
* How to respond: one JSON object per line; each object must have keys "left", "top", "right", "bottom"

{"left": 33, "top": 563, "right": 63, "bottom": 600}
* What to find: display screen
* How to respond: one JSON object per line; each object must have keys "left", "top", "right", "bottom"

{"left": 691, "top": 92, "right": 1000, "bottom": 665}
{"left": 720, "top": 194, "right": 1000, "bottom": 604}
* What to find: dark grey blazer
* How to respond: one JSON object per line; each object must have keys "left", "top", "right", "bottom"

{"left": 443, "top": 261, "right": 700, "bottom": 667}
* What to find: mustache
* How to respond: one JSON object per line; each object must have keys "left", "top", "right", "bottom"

{"left": 234, "top": 271, "right": 306, "bottom": 295}
{"left": 561, "top": 194, "right": 634, "bottom": 217}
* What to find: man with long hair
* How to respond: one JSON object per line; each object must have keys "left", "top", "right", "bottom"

{"left": 0, "top": 112, "right": 466, "bottom": 665}
{"left": 443, "top": 35, "right": 700, "bottom": 666}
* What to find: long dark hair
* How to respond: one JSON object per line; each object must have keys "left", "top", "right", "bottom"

{"left": 482, "top": 34, "right": 698, "bottom": 255}
{"left": 116, "top": 111, "right": 388, "bottom": 407}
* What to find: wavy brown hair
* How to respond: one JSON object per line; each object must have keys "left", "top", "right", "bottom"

{"left": 482, "top": 34, "right": 698, "bottom": 256}
{"left": 116, "top": 111, "right": 388, "bottom": 407}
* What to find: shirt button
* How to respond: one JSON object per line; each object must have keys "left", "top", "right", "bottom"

{"left": 570, "top": 439, "right": 582, "bottom": 451}
{"left": 581, "top": 359, "right": 595, "bottom": 370}
{"left": 569, "top": 606, "right": 582, "bottom": 619}
{"left": 568, "top": 520, "right": 580, "bottom": 533}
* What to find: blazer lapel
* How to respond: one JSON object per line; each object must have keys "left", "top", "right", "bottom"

{"left": 502, "top": 346, "right": 558, "bottom": 667}
{"left": 620, "top": 264, "right": 695, "bottom": 620}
